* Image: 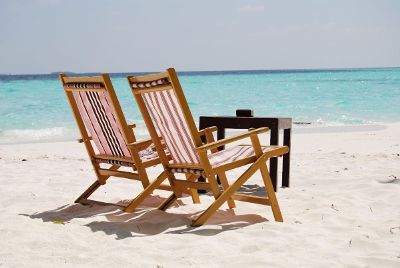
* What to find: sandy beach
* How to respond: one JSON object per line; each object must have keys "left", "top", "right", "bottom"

{"left": 2, "top": 0, "right": 399, "bottom": 266}
{"left": 0, "top": 123, "right": 399, "bottom": 267}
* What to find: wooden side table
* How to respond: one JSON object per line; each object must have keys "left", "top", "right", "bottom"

{"left": 199, "top": 110, "right": 292, "bottom": 191}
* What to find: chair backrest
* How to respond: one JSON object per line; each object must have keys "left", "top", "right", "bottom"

{"left": 60, "top": 73, "right": 133, "bottom": 158}
{"left": 127, "top": 68, "right": 202, "bottom": 166}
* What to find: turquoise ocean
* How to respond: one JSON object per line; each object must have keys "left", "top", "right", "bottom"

{"left": 0, "top": 68, "right": 399, "bottom": 144}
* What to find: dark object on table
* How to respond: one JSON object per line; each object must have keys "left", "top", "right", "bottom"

{"left": 236, "top": 109, "right": 254, "bottom": 117}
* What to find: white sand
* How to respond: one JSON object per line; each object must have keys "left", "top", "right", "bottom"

{"left": 0, "top": 123, "right": 399, "bottom": 267}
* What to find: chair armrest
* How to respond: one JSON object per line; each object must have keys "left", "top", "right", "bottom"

{"left": 195, "top": 127, "right": 269, "bottom": 152}
{"left": 127, "top": 136, "right": 165, "bottom": 151}
{"left": 198, "top": 126, "right": 218, "bottom": 153}
{"left": 127, "top": 138, "right": 153, "bottom": 151}
{"left": 197, "top": 126, "right": 218, "bottom": 137}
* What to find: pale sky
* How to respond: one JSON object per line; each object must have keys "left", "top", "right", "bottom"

{"left": 0, "top": 0, "right": 399, "bottom": 74}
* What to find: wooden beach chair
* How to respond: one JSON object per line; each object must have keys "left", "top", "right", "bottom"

{"left": 59, "top": 73, "right": 199, "bottom": 212}
{"left": 127, "top": 68, "right": 289, "bottom": 226}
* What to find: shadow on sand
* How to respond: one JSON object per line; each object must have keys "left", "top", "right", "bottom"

{"left": 20, "top": 188, "right": 270, "bottom": 240}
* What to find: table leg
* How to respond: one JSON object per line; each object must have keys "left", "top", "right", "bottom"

{"left": 282, "top": 128, "right": 291, "bottom": 187}
{"left": 217, "top": 127, "right": 226, "bottom": 151}
{"left": 198, "top": 119, "right": 210, "bottom": 192}
{"left": 269, "top": 129, "right": 279, "bottom": 191}
{"left": 215, "top": 128, "right": 225, "bottom": 184}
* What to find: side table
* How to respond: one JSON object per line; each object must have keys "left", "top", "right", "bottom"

{"left": 199, "top": 110, "right": 292, "bottom": 191}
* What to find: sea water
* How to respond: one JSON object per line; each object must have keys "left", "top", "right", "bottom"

{"left": 0, "top": 68, "right": 399, "bottom": 144}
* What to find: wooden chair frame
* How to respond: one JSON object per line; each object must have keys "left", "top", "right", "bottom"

{"left": 60, "top": 73, "right": 199, "bottom": 212}
{"left": 127, "top": 68, "right": 289, "bottom": 226}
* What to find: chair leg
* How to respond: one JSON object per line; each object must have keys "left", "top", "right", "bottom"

{"left": 185, "top": 174, "right": 201, "bottom": 204}
{"left": 192, "top": 158, "right": 261, "bottom": 227}
{"left": 75, "top": 180, "right": 102, "bottom": 203}
{"left": 218, "top": 172, "right": 236, "bottom": 209}
{"left": 157, "top": 171, "right": 184, "bottom": 211}
{"left": 158, "top": 193, "right": 178, "bottom": 211}
{"left": 137, "top": 167, "right": 150, "bottom": 188}
{"left": 76, "top": 164, "right": 120, "bottom": 203}
{"left": 124, "top": 171, "right": 168, "bottom": 213}
{"left": 206, "top": 173, "right": 222, "bottom": 199}
{"left": 259, "top": 162, "right": 283, "bottom": 222}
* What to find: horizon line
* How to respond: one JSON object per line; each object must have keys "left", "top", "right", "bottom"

{"left": 1, "top": 66, "right": 400, "bottom": 76}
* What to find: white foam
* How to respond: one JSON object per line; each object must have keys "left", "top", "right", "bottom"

{"left": 0, "top": 122, "right": 151, "bottom": 145}
{"left": 0, "top": 127, "right": 77, "bottom": 144}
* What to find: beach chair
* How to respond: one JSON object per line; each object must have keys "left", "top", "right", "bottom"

{"left": 59, "top": 73, "right": 199, "bottom": 212}
{"left": 127, "top": 68, "right": 289, "bottom": 226}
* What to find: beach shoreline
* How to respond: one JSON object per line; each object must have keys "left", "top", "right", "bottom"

{"left": 0, "top": 121, "right": 397, "bottom": 146}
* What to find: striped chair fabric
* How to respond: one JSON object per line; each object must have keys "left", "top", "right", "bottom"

{"left": 141, "top": 87, "right": 200, "bottom": 165}
{"left": 170, "top": 145, "right": 280, "bottom": 175}
{"left": 95, "top": 158, "right": 135, "bottom": 167}
{"left": 209, "top": 145, "right": 275, "bottom": 168}
{"left": 67, "top": 82, "right": 132, "bottom": 159}
{"left": 94, "top": 144, "right": 161, "bottom": 168}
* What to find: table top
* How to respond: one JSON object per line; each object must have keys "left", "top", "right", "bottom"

{"left": 199, "top": 116, "right": 292, "bottom": 129}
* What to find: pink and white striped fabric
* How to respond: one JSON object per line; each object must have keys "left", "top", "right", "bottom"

{"left": 141, "top": 89, "right": 200, "bottom": 165}
{"left": 170, "top": 145, "right": 280, "bottom": 175}
{"left": 94, "top": 144, "right": 162, "bottom": 168}
{"left": 209, "top": 145, "right": 274, "bottom": 168}
{"left": 66, "top": 83, "right": 131, "bottom": 159}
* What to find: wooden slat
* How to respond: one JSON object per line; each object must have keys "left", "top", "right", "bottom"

{"left": 62, "top": 76, "right": 105, "bottom": 83}
{"left": 231, "top": 194, "right": 270, "bottom": 205}
{"left": 168, "top": 163, "right": 203, "bottom": 170}
{"left": 262, "top": 146, "right": 289, "bottom": 158}
{"left": 174, "top": 179, "right": 211, "bottom": 190}
{"left": 141, "top": 157, "right": 162, "bottom": 168}
{"left": 155, "top": 185, "right": 191, "bottom": 194}
{"left": 127, "top": 138, "right": 153, "bottom": 150}
{"left": 197, "top": 126, "right": 218, "bottom": 137}
{"left": 158, "top": 184, "right": 173, "bottom": 191}
{"left": 98, "top": 168, "right": 140, "bottom": 180}
{"left": 127, "top": 72, "right": 169, "bottom": 83}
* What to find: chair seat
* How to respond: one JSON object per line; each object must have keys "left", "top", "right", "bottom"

{"left": 209, "top": 145, "right": 284, "bottom": 169}
{"left": 94, "top": 145, "right": 168, "bottom": 167}
{"left": 170, "top": 145, "right": 286, "bottom": 175}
